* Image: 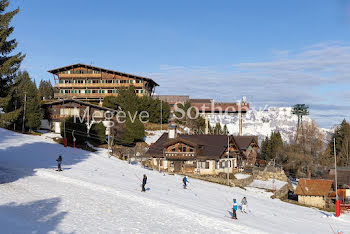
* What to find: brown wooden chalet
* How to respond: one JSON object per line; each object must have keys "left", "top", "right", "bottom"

{"left": 146, "top": 125, "right": 258, "bottom": 174}
{"left": 154, "top": 95, "right": 249, "bottom": 114}
{"left": 49, "top": 63, "right": 159, "bottom": 101}
{"left": 41, "top": 99, "right": 117, "bottom": 133}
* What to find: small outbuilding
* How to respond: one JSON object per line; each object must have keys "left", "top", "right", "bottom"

{"left": 294, "top": 179, "right": 333, "bottom": 208}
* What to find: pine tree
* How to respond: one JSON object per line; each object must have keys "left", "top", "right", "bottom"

{"left": 103, "top": 96, "right": 119, "bottom": 110}
{"left": 117, "top": 118, "right": 145, "bottom": 146}
{"left": 89, "top": 122, "right": 106, "bottom": 144}
{"left": 38, "top": 80, "right": 54, "bottom": 100}
{"left": 0, "top": 71, "right": 42, "bottom": 130}
{"left": 326, "top": 119, "right": 350, "bottom": 167}
{"left": 0, "top": 0, "right": 25, "bottom": 97}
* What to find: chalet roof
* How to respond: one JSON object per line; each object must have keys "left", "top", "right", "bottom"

{"left": 235, "top": 136, "right": 259, "bottom": 149}
{"left": 48, "top": 63, "right": 159, "bottom": 86}
{"left": 154, "top": 95, "right": 190, "bottom": 103}
{"left": 146, "top": 134, "right": 259, "bottom": 160}
{"left": 190, "top": 99, "right": 213, "bottom": 104}
{"left": 42, "top": 99, "right": 118, "bottom": 112}
{"left": 295, "top": 179, "right": 333, "bottom": 196}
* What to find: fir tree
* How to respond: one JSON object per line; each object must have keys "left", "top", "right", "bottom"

{"left": 0, "top": 71, "right": 42, "bottom": 130}
{"left": 326, "top": 119, "right": 350, "bottom": 167}
{"left": 0, "top": 0, "right": 25, "bottom": 97}
{"left": 89, "top": 122, "right": 106, "bottom": 145}
{"left": 38, "top": 80, "right": 54, "bottom": 100}
{"left": 103, "top": 96, "right": 119, "bottom": 110}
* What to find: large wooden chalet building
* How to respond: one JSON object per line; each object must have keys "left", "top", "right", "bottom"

{"left": 49, "top": 63, "right": 159, "bottom": 101}
{"left": 146, "top": 125, "right": 259, "bottom": 175}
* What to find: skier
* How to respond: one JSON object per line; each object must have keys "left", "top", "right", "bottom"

{"left": 141, "top": 174, "right": 147, "bottom": 192}
{"left": 56, "top": 155, "right": 62, "bottom": 171}
{"left": 232, "top": 199, "right": 238, "bottom": 219}
{"left": 183, "top": 176, "right": 189, "bottom": 189}
{"left": 241, "top": 197, "right": 248, "bottom": 213}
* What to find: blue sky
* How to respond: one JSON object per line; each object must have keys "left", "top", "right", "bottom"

{"left": 8, "top": 0, "right": 350, "bottom": 128}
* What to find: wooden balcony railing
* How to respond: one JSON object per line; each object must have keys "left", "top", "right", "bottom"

{"left": 54, "top": 92, "right": 144, "bottom": 99}
{"left": 59, "top": 74, "right": 101, "bottom": 78}
{"left": 55, "top": 83, "right": 144, "bottom": 88}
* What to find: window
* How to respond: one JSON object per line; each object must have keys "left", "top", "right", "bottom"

{"left": 189, "top": 147, "right": 193, "bottom": 152}
{"left": 172, "top": 146, "right": 175, "bottom": 152}
{"left": 140, "top": 89, "right": 144, "bottom": 93}
{"left": 108, "top": 90, "right": 113, "bottom": 93}
{"left": 183, "top": 146, "right": 187, "bottom": 152}
{"left": 198, "top": 161, "right": 209, "bottom": 169}
{"left": 60, "top": 90, "right": 63, "bottom": 93}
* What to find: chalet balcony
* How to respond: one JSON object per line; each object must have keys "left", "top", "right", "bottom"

{"left": 59, "top": 74, "right": 101, "bottom": 78}
{"left": 165, "top": 151, "right": 196, "bottom": 160}
{"left": 54, "top": 92, "right": 144, "bottom": 99}
{"left": 55, "top": 82, "right": 145, "bottom": 88}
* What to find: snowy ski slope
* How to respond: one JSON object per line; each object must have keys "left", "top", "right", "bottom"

{"left": 0, "top": 128, "right": 349, "bottom": 233}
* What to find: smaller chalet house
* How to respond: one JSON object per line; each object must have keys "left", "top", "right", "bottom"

{"left": 295, "top": 179, "right": 333, "bottom": 208}
{"left": 41, "top": 99, "right": 117, "bottom": 133}
{"left": 146, "top": 125, "right": 258, "bottom": 175}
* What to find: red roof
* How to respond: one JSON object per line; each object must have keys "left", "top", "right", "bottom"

{"left": 295, "top": 179, "right": 333, "bottom": 196}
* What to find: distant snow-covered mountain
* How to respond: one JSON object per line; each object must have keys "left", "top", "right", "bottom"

{"left": 207, "top": 107, "right": 329, "bottom": 143}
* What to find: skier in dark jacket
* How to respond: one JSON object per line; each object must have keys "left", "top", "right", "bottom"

{"left": 56, "top": 155, "right": 62, "bottom": 171}
{"left": 142, "top": 174, "right": 147, "bottom": 192}
{"left": 183, "top": 176, "right": 189, "bottom": 189}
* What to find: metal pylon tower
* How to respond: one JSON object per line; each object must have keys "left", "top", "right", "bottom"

{"left": 291, "top": 104, "right": 309, "bottom": 139}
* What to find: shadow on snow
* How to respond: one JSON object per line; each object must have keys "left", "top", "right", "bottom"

{"left": 0, "top": 197, "right": 67, "bottom": 233}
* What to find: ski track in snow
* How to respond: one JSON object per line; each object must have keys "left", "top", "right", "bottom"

{"left": 0, "top": 128, "right": 349, "bottom": 234}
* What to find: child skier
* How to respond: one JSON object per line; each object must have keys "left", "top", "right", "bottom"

{"left": 241, "top": 197, "right": 248, "bottom": 213}
{"left": 232, "top": 199, "right": 238, "bottom": 219}
{"left": 56, "top": 155, "right": 62, "bottom": 171}
{"left": 142, "top": 174, "right": 147, "bottom": 192}
{"left": 183, "top": 176, "right": 189, "bottom": 189}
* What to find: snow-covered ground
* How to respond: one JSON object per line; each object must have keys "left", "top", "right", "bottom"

{"left": 0, "top": 128, "right": 349, "bottom": 233}
{"left": 248, "top": 179, "right": 287, "bottom": 191}
{"left": 145, "top": 130, "right": 166, "bottom": 145}
{"left": 234, "top": 173, "right": 251, "bottom": 180}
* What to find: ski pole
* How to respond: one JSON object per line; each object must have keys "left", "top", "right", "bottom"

{"left": 134, "top": 173, "right": 142, "bottom": 182}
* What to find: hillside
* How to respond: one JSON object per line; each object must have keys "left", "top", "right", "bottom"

{"left": 0, "top": 128, "right": 348, "bottom": 233}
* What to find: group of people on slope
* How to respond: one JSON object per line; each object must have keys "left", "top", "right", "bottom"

{"left": 232, "top": 196, "right": 248, "bottom": 219}
{"left": 56, "top": 156, "right": 248, "bottom": 220}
